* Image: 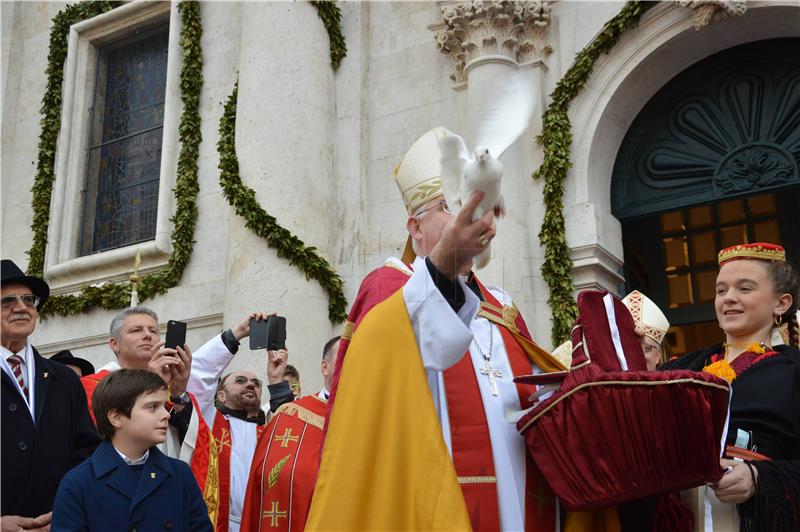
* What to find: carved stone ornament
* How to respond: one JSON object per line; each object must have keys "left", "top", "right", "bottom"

{"left": 433, "top": 1, "right": 554, "bottom": 83}
{"left": 713, "top": 143, "right": 796, "bottom": 195}
{"left": 678, "top": 0, "right": 748, "bottom": 30}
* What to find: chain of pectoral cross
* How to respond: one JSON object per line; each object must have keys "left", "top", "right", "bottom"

{"left": 472, "top": 322, "right": 502, "bottom": 397}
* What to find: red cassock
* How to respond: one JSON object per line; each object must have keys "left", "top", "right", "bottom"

{"left": 516, "top": 290, "right": 732, "bottom": 510}
{"left": 240, "top": 395, "right": 327, "bottom": 532}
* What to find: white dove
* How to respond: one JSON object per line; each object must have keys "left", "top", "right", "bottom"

{"left": 439, "top": 68, "right": 536, "bottom": 269}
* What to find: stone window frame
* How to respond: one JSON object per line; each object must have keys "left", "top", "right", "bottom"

{"left": 45, "top": 1, "right": 182, "bottom": 295}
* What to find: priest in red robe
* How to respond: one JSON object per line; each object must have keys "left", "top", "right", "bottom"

{"left": 240, "top": 336, "right": 340, "bottom": 531}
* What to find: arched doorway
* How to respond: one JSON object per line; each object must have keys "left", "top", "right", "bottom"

{"left": 612, "top": 37, "right": 800, "bottom": 356}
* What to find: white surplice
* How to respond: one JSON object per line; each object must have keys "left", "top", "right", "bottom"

{"left": 189, "top": 334, "right": 263, "bottom": 532}
{"left": 402, "top": 255, "right": 542, "bottom": 532}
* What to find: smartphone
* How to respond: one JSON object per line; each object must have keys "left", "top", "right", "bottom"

{"left": 249, "top": 318, "right": 269, "bottom": 350}
{"left": 266, "top": 316, "right": 287, "bottom": 351}
{"left": 165, "top": 320, "right": 187, "bottom": 350}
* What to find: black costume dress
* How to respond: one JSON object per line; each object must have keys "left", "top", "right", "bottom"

{"left": 660, "top": 343, "right": 800, "bottom": 531}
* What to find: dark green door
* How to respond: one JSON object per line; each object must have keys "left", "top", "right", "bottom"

{"left": 612, "top": 38, "right": 800, "bottom": 357}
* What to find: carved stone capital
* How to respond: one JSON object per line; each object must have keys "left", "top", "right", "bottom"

{"left": 433, "top": 1, "right": 554, "bottom": 84}
{"left": 678, "top": 0, "right": 748, "bottom": 30}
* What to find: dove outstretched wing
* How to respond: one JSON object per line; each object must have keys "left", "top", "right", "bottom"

{"left": 473, "top": 68, "right": 536, "bottom": 159}
{"left": 439, "top": 133, "right": 470, "bottom": 213}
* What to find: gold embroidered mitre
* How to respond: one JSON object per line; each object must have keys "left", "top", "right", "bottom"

{"left": 393, "top": 127, "right": 452, "bottom": 215}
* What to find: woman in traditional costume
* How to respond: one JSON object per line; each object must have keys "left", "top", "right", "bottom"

{"left": 661, "top": 243, "right": 799, "bottom": 531}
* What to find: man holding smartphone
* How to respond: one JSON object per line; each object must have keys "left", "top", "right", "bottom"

{"left": 80, "top": 306, "right": 195, "bottom": 439}
{"left": 187, "top": 312, "right": 293, "bottom": 532}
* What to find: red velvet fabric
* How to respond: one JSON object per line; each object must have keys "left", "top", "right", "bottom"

{"left": 516, "top": 290, "right": 731, "bottom": 510}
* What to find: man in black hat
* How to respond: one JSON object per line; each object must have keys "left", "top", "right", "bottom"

{"left": 1, "top": 260, "right": 99, "bottom": 531}
{"left": 50, "top": 349, "right": 96, "bottom": 377}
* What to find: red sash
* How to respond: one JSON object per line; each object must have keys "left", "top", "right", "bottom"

{"left": 201, "top": 410, "right": 268, "bottom": 531}
{"left": 443, "top": 280, "right": 556, "bottom": 532}
{"left": 241, "top": 395, "right": 327, "bottom": 531}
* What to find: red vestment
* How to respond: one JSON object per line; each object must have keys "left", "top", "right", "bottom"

{"left": 240, "top": 395, "right": 327, "bottom": 532}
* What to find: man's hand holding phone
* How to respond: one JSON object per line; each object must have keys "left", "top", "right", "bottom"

{"left": 232, "top": 311, "right": 276, "bottom": 341}
{"left": 267, "top": 348, "right": 289, "bottom": 384}
{"left": 148, "top": 340, "right": 193, "bottom": 397}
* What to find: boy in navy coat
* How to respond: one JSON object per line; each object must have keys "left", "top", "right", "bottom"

{"left": 52, "top": 369, "right": 213, "bottom": 531}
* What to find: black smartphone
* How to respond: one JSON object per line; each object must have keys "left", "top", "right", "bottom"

{"left": 164, "top": 320, "right": 187, "bottom": 350}
{"left": 266, "top": 316, "right": 287, "bottom": 351}
{"left": 249, "top": 318, "right": 269, "bottom": 350}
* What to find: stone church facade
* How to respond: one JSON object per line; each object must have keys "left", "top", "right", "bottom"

{"left": 2, "top": 0, "right": 798, "bottom": 393}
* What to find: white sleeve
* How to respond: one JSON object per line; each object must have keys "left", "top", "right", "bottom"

{"left": 402, "top": 256, "right": 479, "bottom": 372}
{"left": 187, "top": 333, "right": 234, "bottom": 427}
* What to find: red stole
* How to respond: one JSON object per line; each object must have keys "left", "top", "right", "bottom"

{"left": 80, "top": 369, "right": 112, "bottom": 425}
{"left": 443, "top": 280, "right": 557, "bottom": 531}
{"left": 241, "top": 395, "right": 327, "bottom": 532}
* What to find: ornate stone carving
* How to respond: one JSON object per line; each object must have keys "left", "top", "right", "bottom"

{"left": 678, "top": 0, "right": 747, "bottom": 30}
{"left": 433, "top": 1, "right": 554, "bottom": 83}
{"left": 714, "top": 143, "right": 796, "bottom": 194}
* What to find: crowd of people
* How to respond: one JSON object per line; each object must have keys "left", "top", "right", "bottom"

{"left": 2, "top": 127, "right": 798, "bottom": 532}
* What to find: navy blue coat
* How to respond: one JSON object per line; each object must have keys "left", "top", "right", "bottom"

{"left": 51, "top": 440, "right": 213, "bottom": 532}
{"left": 1, "top": 347, "right": 99, "bottom": 516}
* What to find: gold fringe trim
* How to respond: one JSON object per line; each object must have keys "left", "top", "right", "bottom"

{"left": 275, "top": 401, "right": 326, "bottom": 430}
{"left": 518, "top": 377, "right": 730, "bottom": 432}
{"left": 341, "top": 320, "right": 355, "bottom": 341}
{"left": 457, "top": 476, "right": 496, "bottom": 484}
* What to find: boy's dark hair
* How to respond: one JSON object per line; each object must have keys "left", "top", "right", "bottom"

{"left": 92, "top": 369, "right": 167, "bottom": 440}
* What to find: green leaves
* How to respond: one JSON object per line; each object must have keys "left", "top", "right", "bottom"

{"left": 310, "top": 1, "right": 347, "bottom": 70}
{"left": 217, "top": 84, "right": 348, "bottom": 323}
{"left": 29, "top": 0, "right": 203, "bottom": 317}
{"left": 532, "top": 1, "right": 655, "bottom": 345}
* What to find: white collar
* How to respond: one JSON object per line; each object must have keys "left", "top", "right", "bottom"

{"left": 1, "top": 343, "right": 36, "bottom": 416}
{"left": 1, "top": 342, "right": 32, "bottom": 365}
{"left": 318, "top": 387, "right": 330, "bottom": 400}
{"left": 115, "top": 446, "right": 150, "bottom": 466}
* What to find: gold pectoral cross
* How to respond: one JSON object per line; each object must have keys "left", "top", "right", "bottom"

{"left": 479, "top": 360, "right": 502, "bottom": 396}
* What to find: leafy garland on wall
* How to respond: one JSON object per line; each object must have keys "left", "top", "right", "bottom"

{"left": 533, "top": 0, "right": 656, "bottom": 346}
{"left": 310, "top": 1, "right": 347, "bottom": 70}
{"left": 217, "top": 83, "right": 348, "bottom": 322}
{"left": 27, "top": 0, "right": 203, "bottom": 317}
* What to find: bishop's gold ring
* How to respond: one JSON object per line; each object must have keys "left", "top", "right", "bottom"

{"left": 479, "top": 234, "right": 489, "bottom": 247}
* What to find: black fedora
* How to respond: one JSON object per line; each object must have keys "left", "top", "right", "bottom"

{"left": 50, "top": 350, "right": 96, "bottom": 377}
{"left": 1, "top": 260, "right": 49, "bottom": 307}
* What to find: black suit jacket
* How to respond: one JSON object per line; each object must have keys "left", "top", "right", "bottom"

{"left": 1, "top": 347, "right": 99, "bottom": 517}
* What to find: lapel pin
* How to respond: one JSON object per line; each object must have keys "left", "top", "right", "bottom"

{"left": 43, "top": 372, "right": 48, "bottom": 378}
{"left": 150, "top": 472, "right": 156, "bottom": 479}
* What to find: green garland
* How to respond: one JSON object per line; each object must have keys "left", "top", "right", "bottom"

{"left": 217, "top": 83, "right": 348, "bottom": 323}
{"left": 310, "top": 1, "right": 347, "bottom": 70}
{"left": 28, "top": 0, "right": 204, "bottom": 316}
{"left": 534, "top": 0, "right": 656, "bottom": 346}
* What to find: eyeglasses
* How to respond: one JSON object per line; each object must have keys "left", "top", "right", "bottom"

{"left": 232, "top": 375, "right": 263, "bottom": 388}
{"left": 414, "top": 199, "right": 453, "bottom": 217}
{"left": 1, "top": 294, "right": 40, "bottom": 309}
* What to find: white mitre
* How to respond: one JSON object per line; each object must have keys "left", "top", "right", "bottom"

{"left": 392, "top": 126, "right": 453, "bottom": 262}
{"left": 551, "top": 290, "right": 670, "bottom": 368}
{"left": 622, "top": 290, "right": 670, "bottom": 344}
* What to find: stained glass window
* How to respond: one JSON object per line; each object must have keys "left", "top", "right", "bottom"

{"left": 80, "top": 28, "right": 168, "bottom": 255}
